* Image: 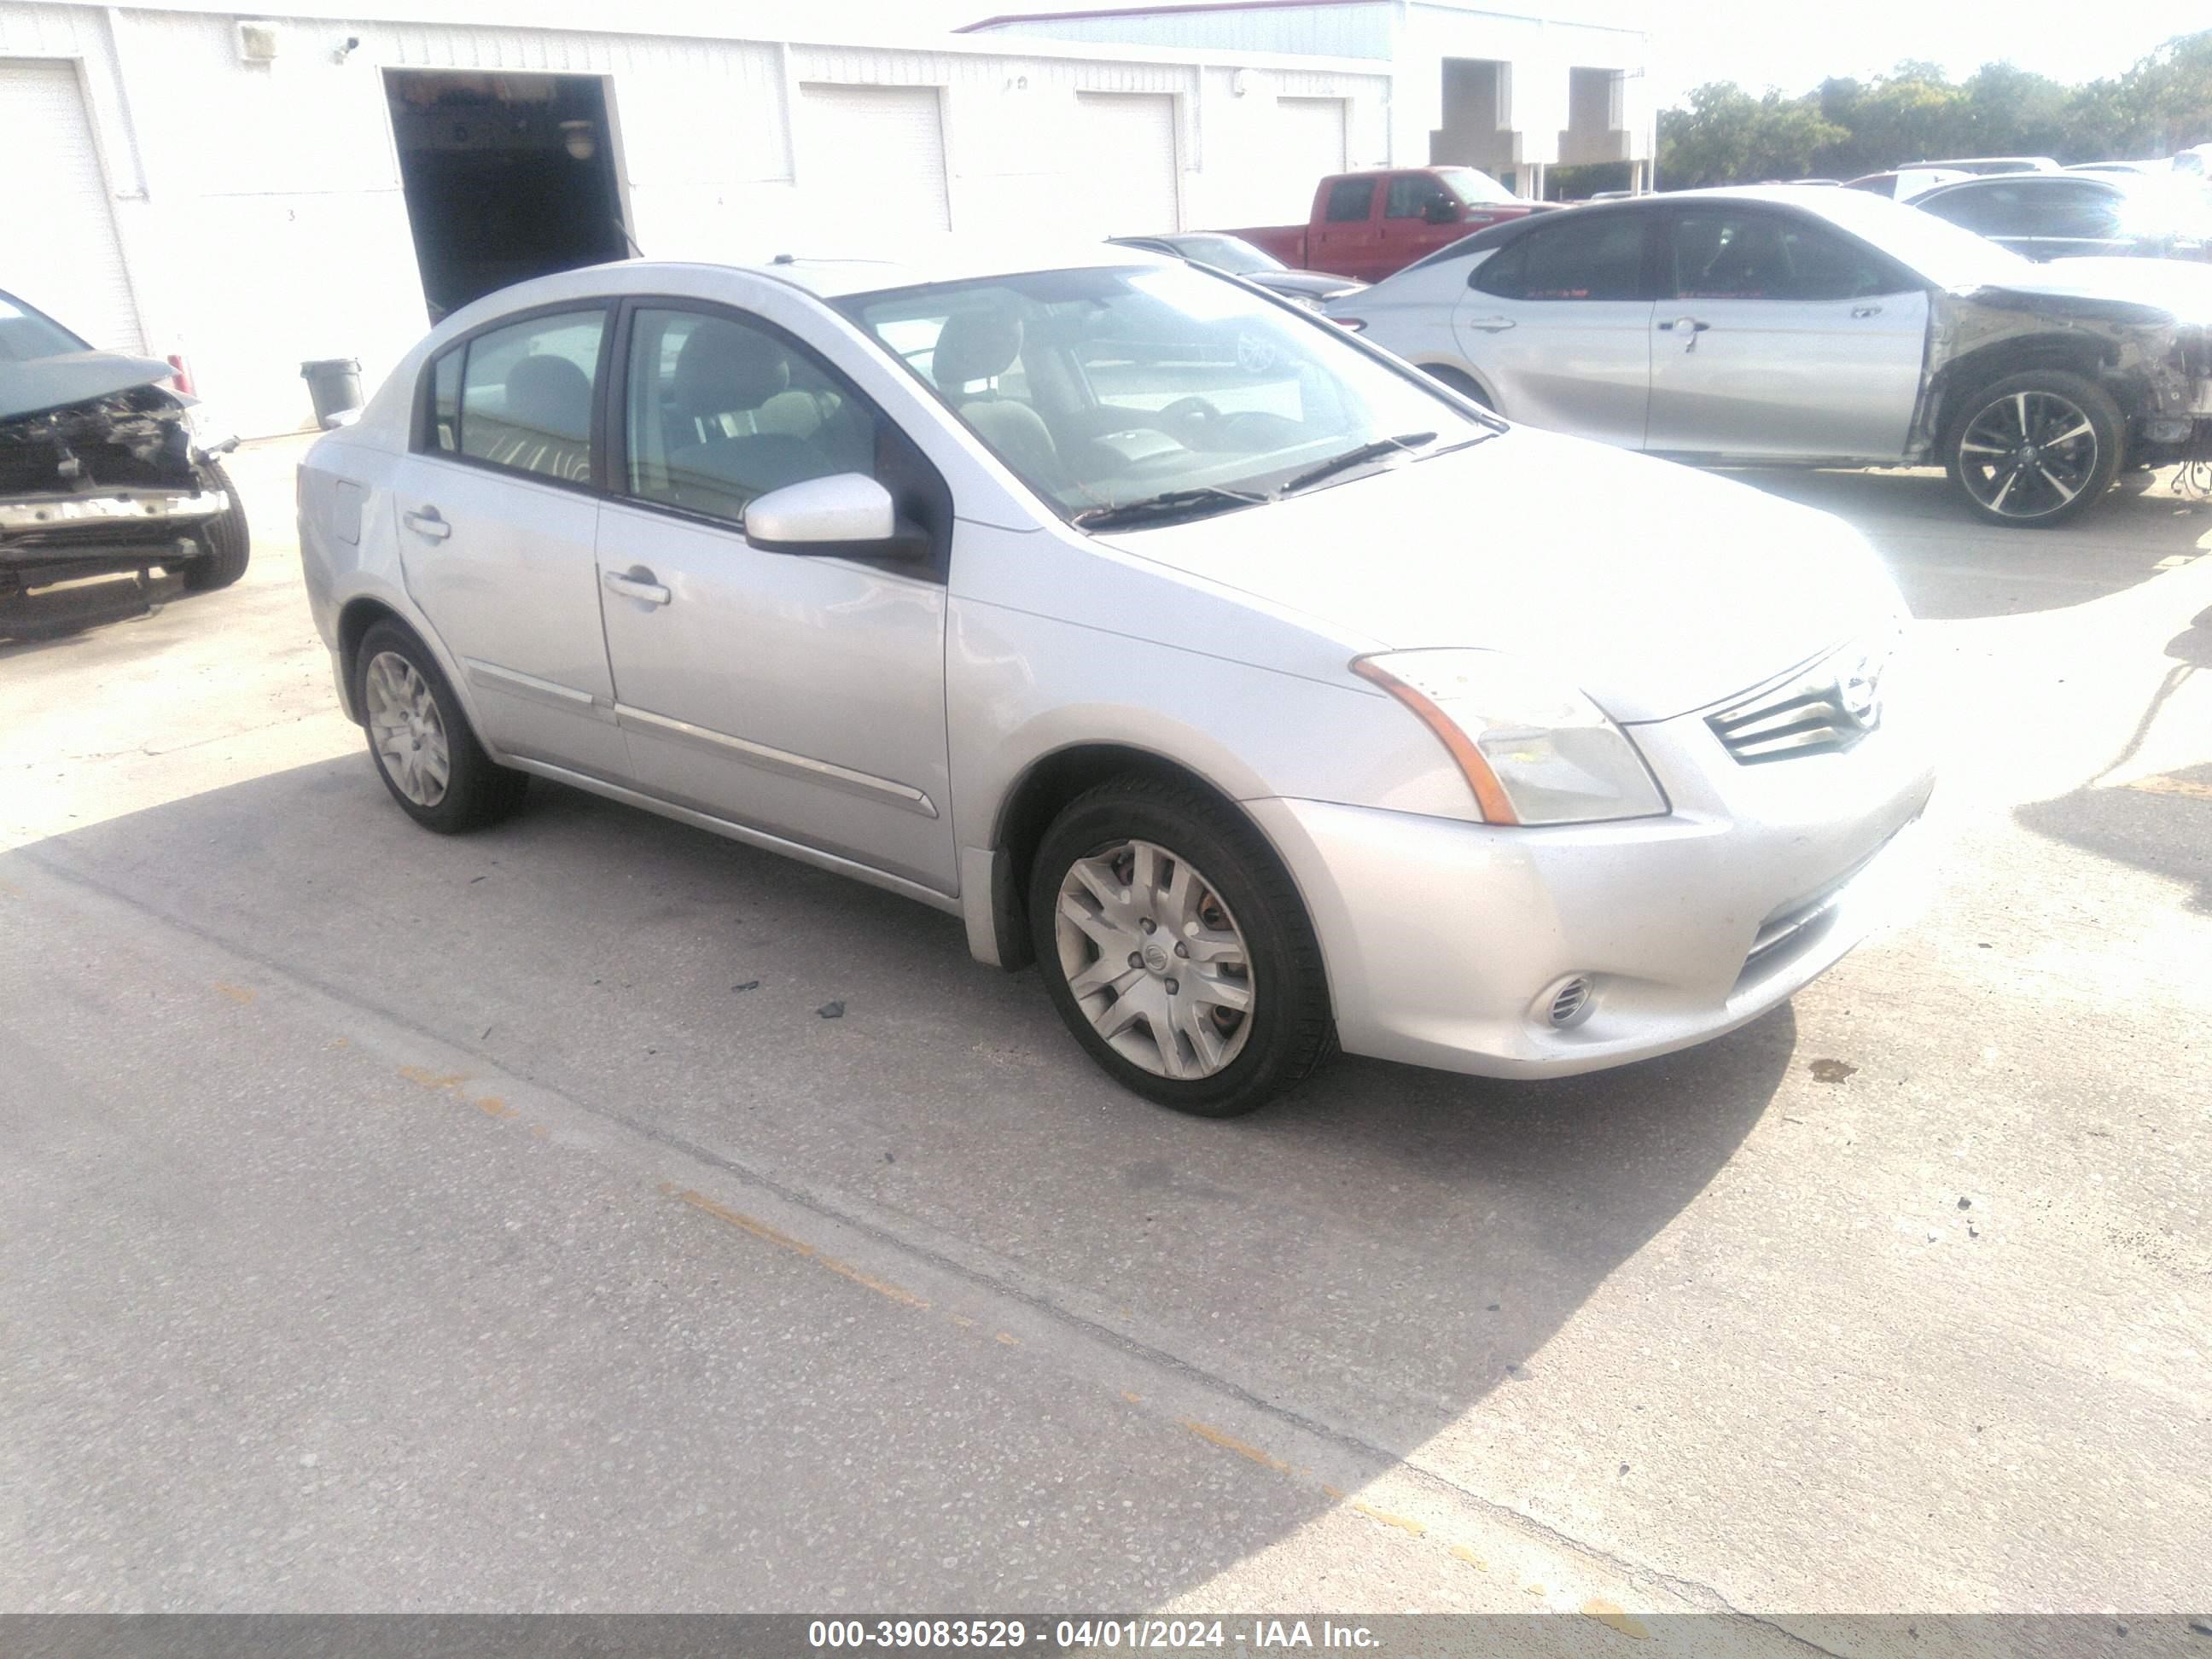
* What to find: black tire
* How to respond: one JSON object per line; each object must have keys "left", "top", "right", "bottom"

{"left": 352, "top": 620, "right": 528, "bottom": 833}
{"left": 1027, "top": 775, "right": 1334, "bottom": 1118}
{"left": 1424, "top": 364, "right": 1495, "bottom": 410}
{"left": 179, "top": 457, "right": 251, "bottom": 591}
{"left": 1944, "top": 370, "right": 2122, "bottom": 528}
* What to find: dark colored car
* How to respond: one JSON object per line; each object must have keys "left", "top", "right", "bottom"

{"left": 1, "top": 288, "right": 248, "bottom": 602}
{"left": 1106, "top": 231, "right": 1366, "bottom": 311}
{"left": 1906, "top": 172, "right": 2212, "bottom": 262}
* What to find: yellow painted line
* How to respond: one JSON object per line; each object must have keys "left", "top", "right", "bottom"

{"left": 1448, "top": 1545, "right": 1487, "bottom": 1571}
{"left": 2123, "top": 773, "right": 2212, "bottom": 801}
{"left": 398, "top": 1066, "right": 467, "bottom": 1091}
{"left": 0, "top": 878, "right": 21, "bottom": 897}
{"left": 213, "top": 982, "right": 256, "bottom": 1004}
{"left": 950, "top": 1313, "right": 976, "bottom": 1329}
{"left": 1353, "top": 1501, "right": 1427, "bottom": 1537}
{"left": 1179, "top": 1418, "right": 1291, "bottom": 1474}
{"left": 663, "top": 1185, "right": 928, "bottom": 1310}
{"left": 1119, "top": 1390, "right": 1143, "bottom": 1406}
{"left": 1581, "top": 1600, "right": 1650, "bottom": 1640}
{"left": 993, "top": 1331, "right": 1022, "bottom": 1348}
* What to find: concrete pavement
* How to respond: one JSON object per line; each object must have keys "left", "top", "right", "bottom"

{"left": 2, "top": 439, "right": 2207, "bottom": 1631}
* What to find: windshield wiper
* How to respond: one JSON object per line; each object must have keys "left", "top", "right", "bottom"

{"left": 1070, "top": 486, "right": 1269, "bottom": 530}
{"left": 1278, "top": 431, "right": 1439, "bottom": 496}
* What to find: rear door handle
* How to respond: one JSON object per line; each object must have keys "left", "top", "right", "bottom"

{"left": 402, "top": 506, "right": 451, "bottom": 541}
{"left": 1851, "top": 304, "right": 1883, "bottom": 318}
{"left": 602, "top": 568, "right": 672, "bottom": 607}
{"left": 1463, "top": 315, "right": 1517, "bottom": 332}
{"left": 1656, "top": 317, "right": 1709, "bottom": 332}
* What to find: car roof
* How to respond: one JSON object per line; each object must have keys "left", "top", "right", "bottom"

{"left": 1397, "top": 183, "right": 1976, "bottom": 273}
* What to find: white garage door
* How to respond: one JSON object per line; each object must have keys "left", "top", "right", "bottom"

{"left": 1075, "top": 92, "right": 1179, "bottom": 236}
{"left": 0, "top": 59, "right": 141, "bottom": 352}
{"left": 800, "top": 84, "right": 950, "bottom": 235}
{"left": 1273, "top": 96, "right": 1348, "bottom": 195}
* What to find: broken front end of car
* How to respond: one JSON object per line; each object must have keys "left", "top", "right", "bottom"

{"left": 0, "top": 361, "right": 244, "bottom": 602}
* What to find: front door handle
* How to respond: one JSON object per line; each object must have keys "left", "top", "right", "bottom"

{"left": 1463, "top": 315, "right": 1517, "bottom": 332}
{"left": 1658, "top": 316, "right": 1709, "bottom": 352}
{"left": 1851, "top": 304, "right": 1883, "bottom": 318}
{"left": 402, "top": 506, "right": 451, "bottom": 541}
{"left": 602, "top": 568, "right": 672, "bottom": 607}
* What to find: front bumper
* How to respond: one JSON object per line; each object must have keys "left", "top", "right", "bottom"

{"left": 1249, "top": 704, "right": 1935, "bottom": 1080}
{"left": 0, "top": 487, "right": 229, "bottom": 585}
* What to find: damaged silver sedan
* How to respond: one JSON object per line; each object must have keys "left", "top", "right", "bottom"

{"left": 1336, "top": 187, "right": 2212, "bottom": 527}
{"left": 1, "top": 288, "right": 247, "bottom": 608}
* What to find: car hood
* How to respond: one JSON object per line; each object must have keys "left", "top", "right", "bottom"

{"left": 1250, "top": 270, "right": 1365, "bottom": 299}
{"left": 1090, "top": 427, "right": 1904, "bottom": 724}
{"left": 0, "top": 350, "right": 178, "bottom": 421}
{"left": 1970, "top": 258, "right": 2212, "bottom": 323}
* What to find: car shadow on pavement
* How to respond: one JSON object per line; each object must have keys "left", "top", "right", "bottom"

{"left": 1716, "top": 466, "right": 2212, "bottom": 621}
{"left": 2012, "top": 608, "right": 2212, "bottom": 916}
{"left": 7, "top": 752, "right": 1796, "bottom": 1604}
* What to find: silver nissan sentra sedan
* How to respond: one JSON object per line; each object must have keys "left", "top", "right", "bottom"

{"left": 298, "top": 245, "right": 1934, "bottom": 1117}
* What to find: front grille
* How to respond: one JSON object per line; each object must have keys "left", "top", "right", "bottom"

{"left": 1708, "top": 639, "right": 1889, "bottom": 765}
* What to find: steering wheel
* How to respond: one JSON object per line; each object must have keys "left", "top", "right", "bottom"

{"left": 1157, "top": 396, "right": 1224, "bottom": 427}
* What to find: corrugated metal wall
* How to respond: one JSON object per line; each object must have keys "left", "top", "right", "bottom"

{"left": 0, "top": 2, "right": 1388, "bottom": 433}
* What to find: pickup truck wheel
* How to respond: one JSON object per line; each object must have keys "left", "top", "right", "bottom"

{"left": 1945, "top": 371, "right": 2122, "bottom": 528}
{"left": 179, "top": 458, "right": 251, "bottom": 591}
{"left": 1423, "top": 364, "right": 1494, "bottom": 411}
{"left": 1028, "top": 777, "right": 1335, "bottom": 1118}
{"left": 353, "top": 620, "right": 527, "bottom": 833}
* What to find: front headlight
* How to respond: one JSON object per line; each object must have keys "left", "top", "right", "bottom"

{"left": 1353, "top": 649, "right": 1668, "bottom": 825}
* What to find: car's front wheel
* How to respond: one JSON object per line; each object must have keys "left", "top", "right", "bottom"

{"left": 179, "top": 458, "right": 251, "bottom": 591}
{"left": 1027, "top": 776, "right": 1334, "bottom": 1117}
{"left": 352, "top": 620, "right": 528, "bottom": 832}
{"left": 1945, "top": 370, "right": 2122, "bottom": 528}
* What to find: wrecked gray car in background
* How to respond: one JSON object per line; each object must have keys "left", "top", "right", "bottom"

{"left": 2, "top": 287, "right": 247, "bottom": 611}
{"left": 1336, "top": 187, "right": 2212, "bottom": 527}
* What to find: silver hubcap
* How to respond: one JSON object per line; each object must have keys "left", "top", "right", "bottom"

{"left": 1957, "top": 390, "right": 2098, "bottom": 520}
{"left": 364, "top": 650, "right": 451, "bottom": 807}
{"left": 1053, "top": 838, "right": 1255, "bottom": 1080}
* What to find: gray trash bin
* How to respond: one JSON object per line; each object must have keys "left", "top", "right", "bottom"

{"left": 300, "top": 358, "right": 364, "bottom": 428}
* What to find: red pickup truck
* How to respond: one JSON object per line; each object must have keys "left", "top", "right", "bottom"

{"left": 1221, "top": 166, "right": 1553, "bottom": 285}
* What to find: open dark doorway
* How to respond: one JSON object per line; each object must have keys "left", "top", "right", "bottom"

{"left": 386, "top": 70, "right": 632, "bottom": 322}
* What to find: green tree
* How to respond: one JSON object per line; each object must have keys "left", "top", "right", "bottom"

{"left": 1655, "top": 30, "right": 2212, "bottom": 184}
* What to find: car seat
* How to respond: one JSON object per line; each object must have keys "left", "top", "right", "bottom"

{"left": 931, "top": 312, "right": 1064, "bottom": 487}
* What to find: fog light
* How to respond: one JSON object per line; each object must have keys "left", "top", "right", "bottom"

{"left": 1543, "top": 975, "right": 1595, "bottom": 1029}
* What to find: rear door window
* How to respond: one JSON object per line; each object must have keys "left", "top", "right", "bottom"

{"left": 1472, "top": 215, "right": 1649, "bottom": 301}
{"left": 1323, "top": 178, "right": 1377, "bottom": 223}
{"left": 445, "top": 309, "right": 608, "bottom": 484}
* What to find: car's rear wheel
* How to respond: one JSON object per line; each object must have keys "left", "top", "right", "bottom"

{"left": 1945, "top": 370, "right": 2122, "bottom": 528}
{"left": 1027, "top": 776, "right": 1334, "bottom": 1117}
{"left": 179, "top": 458, "right": 251, "bottom": 591}
{"left": 353, "top": 620, "right": 527, "bottom": 833}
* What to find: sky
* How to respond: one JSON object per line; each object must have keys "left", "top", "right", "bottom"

{"left": 806, "top": 0, "right": 2192, "bottom": 108}
{"left": 1643, "top": 0, "right": 2188, "bottom": 104}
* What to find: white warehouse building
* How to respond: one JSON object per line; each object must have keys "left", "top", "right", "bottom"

{"left": 962, "top": 0, "right": 1657, "bottom": 202}
{"left": 0, "top": 0, "right": 1392, "bottom": 434}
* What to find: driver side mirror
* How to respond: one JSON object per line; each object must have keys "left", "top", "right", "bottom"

{"left": 1423, "top": 199, "right": 1459, "bottom": 225}
{"left": 744, "top": 473, "right": 929, "bottom": 563}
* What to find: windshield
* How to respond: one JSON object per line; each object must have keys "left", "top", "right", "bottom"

{"left": 1436, "top": 166, "right": 1522, "bottom": 207}
{"left": 0, "top": 289, "right": 91, "bottom": 364}
{"left": 838, "top": 263, "right": 1488, "bottom": 524}
{"left": 1163, "top": 235, "right": 1284, "bottom": 276}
